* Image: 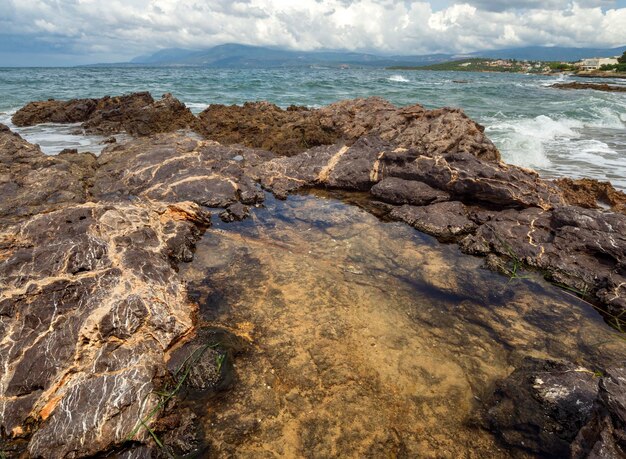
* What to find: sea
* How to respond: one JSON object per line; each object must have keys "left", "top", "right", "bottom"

{"left": 1, "top": 67, "right": 625, "bottom": 190}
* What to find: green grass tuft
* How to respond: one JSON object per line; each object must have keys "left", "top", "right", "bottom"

{"left": 126, "top": 342, "right": 223, "bottom": 452}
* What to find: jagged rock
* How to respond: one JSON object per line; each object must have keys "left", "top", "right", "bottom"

{"left": 383, "top": 150, "right": 565, "bottom": 210}
{"left": 220, "top": 202, "right": 250, "bottom": 222}
{"left": 0, "top": 124, "right": 96, "bottom": 225}
{"left": 197, "top": 97, "right": 501, "bottom": 161}
{"left": 85, "top": 93, "right": 197, "bottom": 136}
{"left": 555, "top": 178, "right": 626, "bottom": 214}
{"left": 254, "top": 136, "right": 391, "bottom": 197}
{"left": 390, "top": 201, "right": 476, "bottom": 240}
{"left": 460, "top": 205, "right": 626, "bottom": 315}
{"left": 12, "top": 92, "right": 154, "bottom": 127}
{"left": 12, "top": 92, "right": 196, "bottom": 137}
{"left": 196, "top": 101, "right": 341, "bottom": 156}
{"left": 316, "top": 97, "right": 501, "bottom": 161}
{"left": 485, "top": 357, "right": 599, "bottom": 457}
{"left": 0, "top": 201, "right": 209, "bottom": 458}
{"left": 93, "top": 133, "right": 272, "bottom": 207}
{"left": 370, "top": 177, "right": 450, "bottom": 206}
{"left": 2, "top": 95, "right": 626, "bottom": 457}
{"left": 572, "top": 368, "right": 626, "bottom": 458}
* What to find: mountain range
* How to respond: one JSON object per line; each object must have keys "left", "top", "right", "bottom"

{"left": 95, "top": 43, "right": 626, "bottom": 68}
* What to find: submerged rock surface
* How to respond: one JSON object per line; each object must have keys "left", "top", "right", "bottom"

{"left": 1, "top": 93, "right": 626, "bottom": 457}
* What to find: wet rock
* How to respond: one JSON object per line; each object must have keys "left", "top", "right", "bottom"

{"left": 196, "top": 101, "right": 341, "bottom": 156}
{"left": 572, "top": 368, "right": 626, "bottom": 458}
{"left": 552, "top": 82, "right": 626, "bottom": 93}
{"left": 255, "top": 136, "right": 390, "bottom": 197}
{"left": 384, "top": 151, "right": 565, "bottom": 210}
{"left": 198, "top": 97, "right": 501, "bottom": 161}
{"left": 370, "top": 177, "right": 450, "bottom": 206}
{"left": 0, "top": 124, "right": 96, "bottom": 225}
{"left": 460, "top": 205, "right": 626, "bottom": 316}
{"left": 12, "top": 92, "right": 153, "bottom": 127}
{"left": 0, "top": 201, "right": 210, "bottom": 458}
{"left": 12, "top": 92, "right": 197, "bottom": 137}
{"left": 220, "top": 202, "right": 250, "bottom": 222}
{"left": 390, "top": 201, "right": 476, "bottom": 240}
{"left": 85, "top": 93, "right": 197, "bottom": 136}
{"left": 486, "top": 357, "right": 599, "bottom": 457}
{"left": 93, "top": 132, "right": 271, "bottom": 207}
{"left": 315, "top": 97, "right": 500, "bottom": 161}
{"left": 555, "top": 178, "right": 626, "bottom": 214}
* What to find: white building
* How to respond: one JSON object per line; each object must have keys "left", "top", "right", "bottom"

{"left": 576, "top": 57, "right": 619, "bottom": 70}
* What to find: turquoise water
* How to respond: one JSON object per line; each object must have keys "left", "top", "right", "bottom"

{"left": 0, "top": 67, "right": 625, "bottom": 189}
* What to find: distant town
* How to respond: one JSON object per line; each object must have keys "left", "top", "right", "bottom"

{"left": 389, "top": 52, "right": 626, "bottom": 75}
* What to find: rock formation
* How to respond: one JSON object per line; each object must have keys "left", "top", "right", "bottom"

{"left": 196, "top": 97, "right": 501, "bottom": 161}
{"left": 485, "top": 357, "right": 626, "bottom": 458}
{"left": 1, "top": 93, "right": 625, "bottom": 457}
{"left": 552, "top": 82, "right": 626, "bottom": 93}
{"left": 12, "top": 92, "right": 196, "bottom": 136}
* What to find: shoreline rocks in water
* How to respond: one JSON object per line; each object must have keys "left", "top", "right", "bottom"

{"left": 1, "top": 93, "right": 625, "bottom": 458}
{"left": 551, "top": 82, "right": 626, "bottom": 92}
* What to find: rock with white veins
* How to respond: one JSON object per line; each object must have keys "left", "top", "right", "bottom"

{"left": 0, "top": 201, "right": 209, "bottom": 458}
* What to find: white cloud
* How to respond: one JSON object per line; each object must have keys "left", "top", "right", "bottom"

{"left": 0, "top": 0, "right": 625, "bottom": 63}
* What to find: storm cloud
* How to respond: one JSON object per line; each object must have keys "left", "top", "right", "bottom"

{"left": 0, "top": 0, "right": 625, "bottom": 65}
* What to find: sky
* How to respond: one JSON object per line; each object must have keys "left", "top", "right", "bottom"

{"left": 0, "top": 0, "right": 625, "bottom": 66}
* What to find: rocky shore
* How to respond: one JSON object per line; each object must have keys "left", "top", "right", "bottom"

{"left": 1, "top": 93, "right": 625, "bottom": 458}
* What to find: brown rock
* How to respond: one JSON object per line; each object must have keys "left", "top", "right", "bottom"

{"left": 0, "top": 124, "right": 96, "bottom": 225}
{"left": 12, "top": 92, "right": 154, "bottom": 127}
{"left": 485, "top": 357, "right": 599, "bottom": 457}
{"left": 571, "top": 368, "right": 626, "bottom": 458}
{"left": 370, "top": 177, "right": 450, "bottom": 205}
{"left": 390, "top": 201, "right": 477, "bottom": 240}
{"left": 197, "top": 97, "right": 500, "bottom": 161}
{"left": 0, "top": 201, "right": 210, "bottom": 458}
{"left": 460, "top": 205, "right": 626, "bottom": 316}
{"left": 196, "top": 101, "right": 341, "bottom": 156}
{"left": 84, "top": 93, "right": 196, "bottom": 136}
{"left": 317, "top": 97, "right": 501, "bottom": 161}
{"left": 552, "top": 82, "right": 626, "bottom": 92}
{"left": 93, "top": 133, "right": 271, "bottom": 207}
{"left": 384, "top": 151, "right": 565, "bottom": 210}
{"left": 555, "top": 178, "right": 626, "bottom": 214}
{"left": 12, "top": 92, "right": 196, "bottom": 137}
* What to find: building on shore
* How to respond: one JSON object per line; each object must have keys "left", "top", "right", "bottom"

{"left": 575, "top": 57, "right": 619, "bottom": 70}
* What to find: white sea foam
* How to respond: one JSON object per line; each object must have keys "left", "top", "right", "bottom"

{"left": 186, "top": 102, "right": 210, "bottom": 113}
{"left": 388, "top": 75, "right": 409, "bottom": 83}
{"left": 487, "top": 114, "right": 584, "bottom": 168}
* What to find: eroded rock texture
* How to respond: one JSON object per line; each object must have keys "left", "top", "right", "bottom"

{"left": 555, "top": 177, "right": 626, "bottom": 214}
{"left": 0, "top": 124, "right": 96, "bottom": 225}
{"left": 93, "top": 133, "right": 272, "bottom": 207}
{"left": 12, "top": 92, "right": 196, "bottom": 136}
{"left": 197, "top": 97, "right": 501, "bottom": 160}
{"left": 572, "top": 368, "right": 626, "bottom": 458}
{"left": 0, "top": 201, "right": 209, "bottom": 458}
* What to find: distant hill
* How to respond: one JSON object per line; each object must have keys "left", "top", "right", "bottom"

{"left": 88, "top": 43, "right": 626, "bottom": 68}
{"left": 124, "top": 43, "right": 451, "bottom": 68}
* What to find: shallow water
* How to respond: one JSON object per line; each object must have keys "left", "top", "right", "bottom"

{"left": 180, "top": 192, "right": 626, "bottom": 457}
{"left": 1, "top": 67, "right": 625, "bottom": 189}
